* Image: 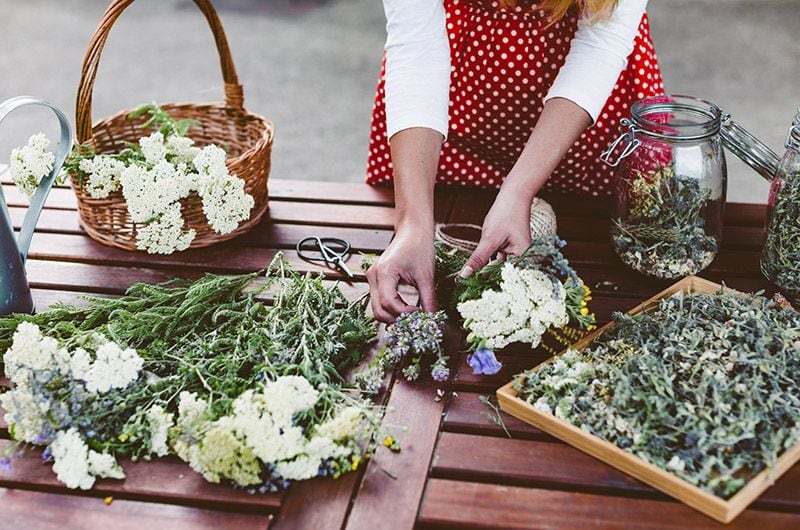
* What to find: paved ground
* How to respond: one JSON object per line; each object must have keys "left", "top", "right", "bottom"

{"left": 1, "top": 0, "right": 797, "bottom": 203}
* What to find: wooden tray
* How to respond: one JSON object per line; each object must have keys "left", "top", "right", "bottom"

{"left": 497, "top": 275, "right": 800, "bottom": 524}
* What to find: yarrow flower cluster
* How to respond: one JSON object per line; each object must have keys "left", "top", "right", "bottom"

{"left": 9, "top": 132, "right": 55, "bottom": 198}
{"left": 0, "top": 323, "right": 142, "bottom": 489}
{"left": 458, "top": 263, "right": 568, "bottom": 350}
{"left": 172, "top": 376, "right": 369, "bottom": 489}
{"left": 62, "top": 105, "right": 254, "bottom": 254}
{"left": 0, "top": 322, "right": 372, "bottom": 492}
{"left": 356, "top": 310, "right": 448, "bottom": 393}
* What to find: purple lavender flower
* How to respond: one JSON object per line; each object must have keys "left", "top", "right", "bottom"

{"left": 468, "top": 349, "right": 503, "bottom": 375}
{"left": 431, "top": 363, "right": 450, "bottom": 383}
{"left": 0, "top": 457, "right": 11, "bottom": 473}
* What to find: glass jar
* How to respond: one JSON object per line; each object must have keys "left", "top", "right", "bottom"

{"left": 601, "top": 95, "right": 779, "bottom": 280}
{"left": 761, "top": 109, "right": 800, "bottom": 303}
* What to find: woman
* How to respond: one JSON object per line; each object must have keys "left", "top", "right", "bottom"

{"left": 366, "top": 0, "right": 663, "bottom": 322}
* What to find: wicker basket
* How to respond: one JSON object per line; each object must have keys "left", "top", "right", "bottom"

{"left": 70, "top": 0, "right": 273, "bottom": 251}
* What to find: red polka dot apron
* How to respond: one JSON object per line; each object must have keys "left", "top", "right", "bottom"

{"left": 366, "top": 0, "right": 665, "bottom": 196}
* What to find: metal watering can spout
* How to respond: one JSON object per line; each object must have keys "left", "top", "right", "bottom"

{"left": 0, "top": 96, "right": 73, "bottom": 315}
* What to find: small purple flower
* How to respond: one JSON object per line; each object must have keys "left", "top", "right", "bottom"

{"left": 468, "top": 349, "right": 503, "bottom": 375}
{"left": 431, "top": 363, "right": 450, "bottom": 383}
{"left": 0, "top": 457, "right": 12, "bottom": 473}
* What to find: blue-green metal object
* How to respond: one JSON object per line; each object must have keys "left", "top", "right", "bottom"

{"left": 0, "top": 96, "right": 73, "bottom": 315}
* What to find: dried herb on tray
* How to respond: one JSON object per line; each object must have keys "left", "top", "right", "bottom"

{"left": 515, "top": 289, "right": 800, "bottom": 499}
{"left": 612, "top": 166, "right": 719, "bottom": 279}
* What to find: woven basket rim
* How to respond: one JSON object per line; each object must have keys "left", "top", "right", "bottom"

{"left": 83, "top": 100, "right": 275, "bottom": 164}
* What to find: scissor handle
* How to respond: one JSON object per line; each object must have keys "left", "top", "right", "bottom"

{"left": 296, "top": 236, "right": 354, "bottom": 278}
{"left": 296, "top": 237, "right": 350, "bottom": 260}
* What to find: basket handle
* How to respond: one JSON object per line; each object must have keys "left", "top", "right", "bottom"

{"left": 75, "top": 0, "right": 244, "bottom": 144}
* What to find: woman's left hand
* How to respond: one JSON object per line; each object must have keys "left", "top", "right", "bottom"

{"left": 459, "top": 188, "right": 532, "bottom": 278}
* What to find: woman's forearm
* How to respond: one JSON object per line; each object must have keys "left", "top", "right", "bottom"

{"left": 501, "top": 97, "right": 593, "bottom": 202}
{"left": 389, "top": 127, "right": 444, "bottom": 237}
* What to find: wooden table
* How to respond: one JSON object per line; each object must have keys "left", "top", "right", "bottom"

{"left": 1, "top": 167, "right": 799, "bottom": 530}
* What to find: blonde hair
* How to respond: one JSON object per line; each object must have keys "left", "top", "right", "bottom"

{"left": 500, "top": 0, "right": 619, "bottom": 22}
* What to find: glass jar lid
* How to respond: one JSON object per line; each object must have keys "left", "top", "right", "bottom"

{"left": 720, "top": 114, "right": 781, "bottom": 181}
{"left": 786, "top": 107, "right": 800, "bottom": 151}
{"left": 630, "top": 95, "right": 722, "bottom": 141}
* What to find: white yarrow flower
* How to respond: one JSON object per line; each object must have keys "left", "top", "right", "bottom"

{"left": 50, "top": 429, "right": 124, "bottom": 490}
{"left": 166, "top": 135, "right": 201, "bottom": 165}
{"left": 317, "top": 406, "right": 365, "bottom": 441}
{"left": 457, "top": 263, "right": 568, "bottom": 350}
{"left": 135, "top": 202, "right": 196, "bottom": 254}
{"left": 9, "top": 133, "right": 55, "bottom": 198}
{"left": 75, "top": 341, "right": 144, "bottom": 394}
{"left": 139, "top": 132, "right": 167, "bottom": 165}
{"left": 147, "top": 405, "right": 174, "bottom": 457}
{"left": 79, "top": 155, "right": 125, "bottom": 198}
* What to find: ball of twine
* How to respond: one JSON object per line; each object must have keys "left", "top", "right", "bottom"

{"left": 435, "top": 197, "right": 558, "bottom": 253}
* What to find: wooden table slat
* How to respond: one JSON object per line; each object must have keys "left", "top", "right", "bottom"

{"left": 0, "top": 487, "right": 272, "bottom": 530}
{"left": 443, "top": 392, "right": 548, "bottom": 441}
{"left": 0, "top": 440, "right": 282, "bottom": 513}
{"left": 418, "top": 479, "right": 800, "bottom": 530}
{"left": 431, "top": 433, "right": 800, "bottom": 512}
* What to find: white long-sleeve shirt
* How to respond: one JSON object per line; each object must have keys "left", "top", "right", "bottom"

{"left": 382, "top": 0, "right": 648, "bottom": 140}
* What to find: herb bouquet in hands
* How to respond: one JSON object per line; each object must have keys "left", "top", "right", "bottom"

{"left": 357, "top": 236, "right": 595, "bottom": 391}
{"left": 435, "top": 236, "right": 596, "bottom": 375}
{"left": 0, "top": 257, "right": 382, "bottom": 492}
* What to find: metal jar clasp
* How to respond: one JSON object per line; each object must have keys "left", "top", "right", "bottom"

{"left": 600, "top": 119, "right": 641, "bottom": 167}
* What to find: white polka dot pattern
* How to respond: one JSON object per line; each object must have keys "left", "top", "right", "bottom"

{"left": 366, "top": 0, "right": 665, "bottom": 196}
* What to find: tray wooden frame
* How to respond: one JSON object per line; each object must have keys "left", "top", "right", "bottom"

{"left": 497, "top": 275, "right": 800, "bottom": 524}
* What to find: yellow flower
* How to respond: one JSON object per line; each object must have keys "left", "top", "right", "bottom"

{"left": 583, "top": 284, "right": 591, "bottom": 295}
{"left": 588, "top": 325, "right": 597, "bottom": 331}
{"left": 580, "top": 300, "right": 587, "bottom": 307}
{"left": 383, "top": 436, "right": 394, "bottom": 448}
{"left": 118, "top": 433, "right": 129, "bottom": 442}
{"left": 352, "top": 456, "right": 362, "bottom": 471}
{"left": 580, "top": 307, "right": 589, "bottom": 316}
{"left": 104, "top": 496, "right": 113, "bottom": 506}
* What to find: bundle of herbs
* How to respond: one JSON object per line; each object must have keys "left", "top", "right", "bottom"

{"left": 0, "top": 256, "right": 381, "bottom": 491}
{"left": 761, "top": 165, "right": 800, "bottom": 304}
{"left": 612, "top": 166, "right": 719, "bottom": 279}
{"left": 434, "top": 236, "right": 596, "bottom": 374}
{"left": 515, "top": 288, "right": 800, "bottom": 499}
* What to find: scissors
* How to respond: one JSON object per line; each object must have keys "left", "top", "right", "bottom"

{"left": 296, "top": 236, "right": 355, "bottom": 278}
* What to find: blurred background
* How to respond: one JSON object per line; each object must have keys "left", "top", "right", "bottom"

{"left": 0, "top": 0, "right": 797, "bottom": 203}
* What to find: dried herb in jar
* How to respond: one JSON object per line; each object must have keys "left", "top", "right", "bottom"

{"left": 762, "top": 167, "right": 800, "bottom": 304}
{"left": 612, "top": 166, "right": 719, "bottom": 279}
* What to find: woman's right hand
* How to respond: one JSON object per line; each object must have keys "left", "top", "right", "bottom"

{"left": 366, "top": 226, "right": 437, "bottom": 323}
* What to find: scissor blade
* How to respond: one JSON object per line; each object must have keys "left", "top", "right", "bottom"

{"left": 335, "top": 258, "right": 355, "bottom": 278}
